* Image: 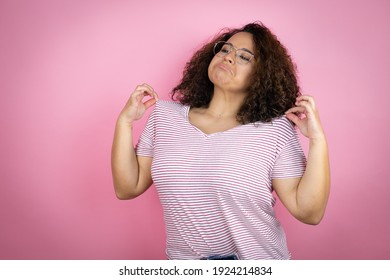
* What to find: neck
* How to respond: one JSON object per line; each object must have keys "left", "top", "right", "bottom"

{"left": 206, "top": 88, "right": 246, "bottom": 118}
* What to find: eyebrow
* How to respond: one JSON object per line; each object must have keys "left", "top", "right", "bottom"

{"left": 241, "top": 48, "right": 255, "bottom": 56}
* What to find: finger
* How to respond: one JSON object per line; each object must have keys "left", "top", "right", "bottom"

{"left": 285, "top": 106, "right": 306, "bottom": 115}
{"left": 285, "top": 112, "right": 303, "bottom": 127}
{"left": 140, "top": 83, "right": 159, "bottom": 100}
{"left": 133, "top": 85, "right": 149, "bottom": 94}
{"left": 144, "top": 97, "right": 157, "bottom": 109}
{"left": 135, "top": 84, "right": 153, "bottom": 94}
{"left": 294, "top": 100, "right": 316, "bottom": 116}
{"left": 133, "top": 85, "right": 155, "bottom": 100}
{"left": 296, "top": 95, "right": 313, "bottom": 101}
{"left": 296, "top": 95, "right": 315, "bottom": 109}
{"left": 142, "top": 83, "right": 154, "bottom": 93}
{"left": 151, "top": 90, "right": 159, "bottom": 101}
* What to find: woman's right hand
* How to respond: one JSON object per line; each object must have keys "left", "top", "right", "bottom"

{"left": 118, "top": 83, "right": 159, "bottom": 125}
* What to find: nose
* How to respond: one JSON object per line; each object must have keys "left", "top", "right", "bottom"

{"left": 224, "top": 51, "right": 235, "bottom": 64}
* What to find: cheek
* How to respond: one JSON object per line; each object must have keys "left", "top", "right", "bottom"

{"left": 207, "top": 62, "right": 213, "bottom": 80}
{"left": 208, "top": 57, "right": 218, "bottom": 74}
{"left": 207, "top": 57, "right": 221, "bottom": 83}
{"left": 240, "top": 68, "right": 254, "bottom": 85}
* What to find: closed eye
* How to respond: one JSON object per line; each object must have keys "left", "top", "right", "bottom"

{"left": 237, "top": 52, "right": 252, "bottom": 62}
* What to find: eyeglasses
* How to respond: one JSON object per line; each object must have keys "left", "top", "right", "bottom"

{"left": 213, "top": 41, "right": 255, "bottom": 65}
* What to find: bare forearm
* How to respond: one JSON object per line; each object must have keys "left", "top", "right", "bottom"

{"left": 111, "top": 120, "right": 139, "bottom": 199}
{"left": 111, "top": 84, "right": 157, "bottom": 199}
{"left": 297, "top": 138, "right": 330, "bottom": 224}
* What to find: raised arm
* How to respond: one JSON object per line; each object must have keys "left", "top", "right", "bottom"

{"left": 273, "top": 95, "right": 330, "bottom": 225}
{"left": 111, "top": 84, "right": 158, "bottom": 199}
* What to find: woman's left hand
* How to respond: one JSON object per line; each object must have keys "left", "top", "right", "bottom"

{"left": 285, "top": 95, "right": 326, "bottom": 141}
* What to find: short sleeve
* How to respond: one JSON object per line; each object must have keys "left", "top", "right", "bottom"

{"left": 272, "top": 131, "right": 306, "bottom": 179}
{"left": 135, "top": 109, "right": 156, "bottom": 158}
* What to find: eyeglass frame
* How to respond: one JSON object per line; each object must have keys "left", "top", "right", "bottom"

{"left": 213, "top": 41, "right": 255, "bottom": 65}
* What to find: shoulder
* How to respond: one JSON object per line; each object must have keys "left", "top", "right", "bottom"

{"left": 151, "top": 100, "right": 188, "bottom": 120}
{"left": 155, "top": 100, "right": 186, "bottom": 113}
{"left": 270, "top": 116, "right": 295, "bottom": 131}
{"left": 254, "top": 116, "right": 295, "bottom": 133}
{"left": 252, "top": 116, "right": 297, "bottom": 142}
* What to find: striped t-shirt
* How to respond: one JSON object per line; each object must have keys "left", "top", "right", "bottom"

{"left": 136, "top": 100, "right": 306, "bottom": 259}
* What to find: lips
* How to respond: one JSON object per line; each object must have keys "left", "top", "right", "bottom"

{"left": 217, "top": 63, "right": 233, "bottom": 74}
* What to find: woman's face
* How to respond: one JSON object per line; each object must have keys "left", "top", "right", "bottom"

{"left": 208, "top": 32, "right": 255, "bottom": 94}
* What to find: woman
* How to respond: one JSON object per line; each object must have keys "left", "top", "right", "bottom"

{"left": 111, "top": 22, "right": 330, "bottom": 259}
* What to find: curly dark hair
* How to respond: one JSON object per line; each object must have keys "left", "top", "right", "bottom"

{"left": 171, "top": 22, "right": 301, "bottom": 124}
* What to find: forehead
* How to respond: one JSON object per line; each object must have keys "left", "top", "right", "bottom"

{"left": 227, "top": 32, "right": 254, "bottom": 51}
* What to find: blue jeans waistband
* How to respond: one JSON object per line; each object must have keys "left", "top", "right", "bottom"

{"left": 200, "top": 254, "right": 238, "bottom": 260}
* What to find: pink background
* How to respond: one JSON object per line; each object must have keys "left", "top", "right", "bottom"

{"left": 1, "top": 0, "right": 389, "bottom": 259}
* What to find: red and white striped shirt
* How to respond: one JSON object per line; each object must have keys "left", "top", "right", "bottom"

{"left": 136, "top": 100, "right": 306, "bottom": 259}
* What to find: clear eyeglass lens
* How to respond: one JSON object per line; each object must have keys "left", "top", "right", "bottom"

{"left": 214, "top": 42, "right": 253, "bottom": 64}
{"left": 219, "top": 43, "right": 231, "bottom": 54}
{"left": 236, "top": 51, "right": 252, "bottom": 63}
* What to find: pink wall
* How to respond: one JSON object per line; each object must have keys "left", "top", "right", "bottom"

{"left": 1, "top": 0, "right": 389, "bottom": 259}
